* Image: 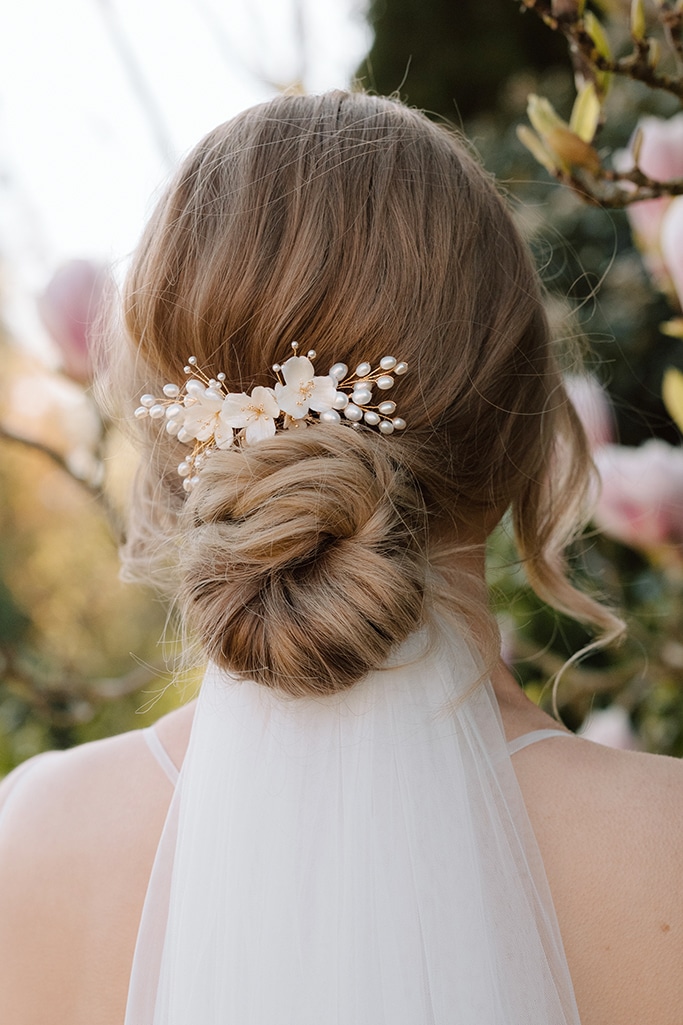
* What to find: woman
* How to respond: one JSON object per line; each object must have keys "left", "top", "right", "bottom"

{"left": 1, "top": 90, "right": 683, "bottom": 1025}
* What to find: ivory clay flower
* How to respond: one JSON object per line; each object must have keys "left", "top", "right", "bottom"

{"left": 274, "top": 355, "right": 338, "bottom": 419}
{"left": 179, "top": 380, "right": 233, "bottom": 448}
{"left": 221, "top": 386, "right": 280, "bottom": 444}
{"left": 136, "top": 347, "right": 409, "bottom": 493}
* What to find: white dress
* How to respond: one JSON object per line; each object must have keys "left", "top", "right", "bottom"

{"left": 125, "top": 620, "right": 581, "bottom": 1024}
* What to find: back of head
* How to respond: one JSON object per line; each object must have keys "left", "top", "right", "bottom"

{"left": 112, "top": 90, "right": 620, "bottom": 695}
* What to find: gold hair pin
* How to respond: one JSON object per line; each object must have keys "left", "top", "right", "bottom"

{"left": 135, "top": 343, "right": 408, "bottom": 492}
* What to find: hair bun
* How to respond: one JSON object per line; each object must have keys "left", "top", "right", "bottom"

{"left": 178, "top": 428, "right": 427, "bottom": 695}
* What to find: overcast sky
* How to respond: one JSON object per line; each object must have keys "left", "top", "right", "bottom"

{"left": 0, "top": 0, "right": 370, "bottom": 353}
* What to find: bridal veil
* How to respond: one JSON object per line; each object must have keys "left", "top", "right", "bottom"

{"left": 125, "top": 619, "right": 580, "bottom": 1024}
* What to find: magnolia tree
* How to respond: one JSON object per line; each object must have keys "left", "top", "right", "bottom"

{"left": 501, "top": 0, "right": 683, "bottom": 752}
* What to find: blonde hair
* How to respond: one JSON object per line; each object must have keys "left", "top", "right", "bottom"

{"left": 111, "top": 90, "right": 622, "bottom": 695}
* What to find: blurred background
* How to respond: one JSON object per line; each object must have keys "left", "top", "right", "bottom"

{"left": 2, "top": 0, "right": 683, "bottom": 771}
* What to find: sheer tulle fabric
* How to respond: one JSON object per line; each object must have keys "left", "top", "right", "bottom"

{"left": 125, "top": 622, "right": 580, "bottom": 1024}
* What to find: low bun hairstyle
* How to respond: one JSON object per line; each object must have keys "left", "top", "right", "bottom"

{"left": 178, "top": 429, "right": 426, "bottom": 696}
{"left": 111, "top": 89, "right": 623, "bottom": 694}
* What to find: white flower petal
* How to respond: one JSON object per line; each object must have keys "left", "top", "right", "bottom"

{"left": 275, "top": 381, "right": 310, "bottom": 418}
{"left": 221, "top": 392, "right": 252, "bottom": 428}
{"left": 250, "top": 386, "right": 280, "bottom": 418}
{"left": 245, "top": 417, "right": 277, "bottom": 444}
{"left": 281, "top": 355, "right": 314, "bottom": 388}
{"left": 214, "top": 419, "right": 235, "bottom": 449}
{"left": 308, "top": 376, "right": 340, "bottom": 413}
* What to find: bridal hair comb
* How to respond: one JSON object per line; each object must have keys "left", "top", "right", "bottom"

{"left": 135, "top": 343, "right": 408, "bottom": 492}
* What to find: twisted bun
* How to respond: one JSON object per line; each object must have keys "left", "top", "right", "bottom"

{"left": 178, "top": 429, "right": 427, "bottom": 695}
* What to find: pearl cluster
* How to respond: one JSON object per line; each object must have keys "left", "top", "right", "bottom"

{"left": 135, "top": 346, "right": 409, "bottom": 493}
{"left": 315, "top": 355, "right": 408, "bottom": 435}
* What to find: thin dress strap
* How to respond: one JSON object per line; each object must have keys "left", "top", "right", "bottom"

{"left": 507, "top": 728, "right": 572, "bottom": 756}
{"left": 142, "top": 726, "right": 180, "bottom": 786}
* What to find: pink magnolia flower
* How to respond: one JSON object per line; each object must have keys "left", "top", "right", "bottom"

{"left": 661, "top": 196, "right": 683, "bottom": 310}
{"left": 632, "top": 113, "right": 683, "bottom": 183}
{"left": 594, "top": 440, "right": 683, "bottom": 550}
{"left": 616, "top": 115, "right": 683, "bottom": 295}
{"left": 565, "top": 374, "right": 614, "bottom": 450}
{"left": 37, "top": 259, "right": 109, "bottom": 385}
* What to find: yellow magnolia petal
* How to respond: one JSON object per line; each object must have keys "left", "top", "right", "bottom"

{"left": 516, "top": 125, "right": 558, "bottom": 174}
{"left": 569, "top": 83, "right": 601, "bottom": 144}
{"left": 630, "top": 0, "right": 646, "bottom": 42}
{"left": 660, "top": 319, "right": 683, "bottom": 340}
{"left": 583, "top": 11, "right": 612, "bottom": 96}
{"left": 527, "top": 95, "right": 567, "bottom": 139}
{"left": 663, "top": 367, "right": 683, "bottom": 432}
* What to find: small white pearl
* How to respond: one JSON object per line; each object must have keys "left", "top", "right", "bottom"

{"left": 166, "top": 419, "right": 180, "bottom": 435}
{"left": 332, "top": 392, "right": 349, "bottom": 410}
{"left": 380, "top": 356, "right": 397, "bottom": 370}
{"left": 272, "top": 363, "right": 281, "bottom": 373}
{"left": 177, "top": 427, "right": 193, "bottom": 443}
{"left": 149, "top": 404, "right": 166, "bottom": 419}
{"left": 134, "top": 406, "right": 149, "bottom": 419}
{"left": 377, "top": 375, "right": 394, "bottom": 390}
{"left": 185, "top": 380, "right": 205, "bottom": 398}
{"left": 307, "top": 349, "right": 316, "bottom": 359}
{"left": 378, "top": 400, "right": 396, "bottom": 415}
{"left": 364, "top": 410, "right": 380, "bottom": 426}
{"left": 178, "top": 461, "right": 191, "bottom": 477}
{"left": 163, "top": 383, "right": 180, "bottom": 398}
{"left": 329, "top": 363, "right": 348, "bottom": 382}
{"left": 183, "top": 478, "right": 193, "bottom": 492}
{"left": 291, "top": 341, "right": 299, "bottom": 350}
{"left": 188, "top": 356, "right": 198, "bottom": 365}
{"left": 166, "top": 403, "right": 183, "bottom": 418}
{"left": 378, "top": 420, "right": 395, "bottom": 435}
{"left": 344, "top": 403, "right": 363, "bottom": 422}
{"left": 320, "top": 409, "right": 342, "bottom": 424}
{"left": 140, "top": 394, "right": 156, "bottom": 407}
{"left": 352, "top": 388, "right": 373, "bottom": 406}
{"left": 217, "top": 372, "right": 226, "bottom": 381}
{"left": 392, "top": 417, "right": 406, "bottom": 431}
{"left": 355, "top": 361, "right": 372, "bottom": 377}
{"left": 394, "top": 361, "right": 408, "bottom": 375}
{"left": 190, "top": 475, "right": 200, "bottom": 487}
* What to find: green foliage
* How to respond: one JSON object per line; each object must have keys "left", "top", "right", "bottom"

{"left": 357, "top": 0, "right": 567, "bottom": 120}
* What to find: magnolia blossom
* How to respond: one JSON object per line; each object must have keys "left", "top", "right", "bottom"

{"left": 594, "top": 440, "right": 683, "bottom": 550}
{"left": 631, "top": 113, "right": 683, "bottom": 183}
{"left": 565, "top": 374, "right": 614, "bottom": 451}
{"left": 38, "top": 259, "right": 109, "bottom": 384}
{"left": 617, "top": 114, "right": 683, "bottom": 295}
{"left": 181, "top": 383, "right": 233, "bottom": 448}
{"left": 221, "top": 386, "right": 280, "bottom": 444}
{"left": 661, "top": 196, "right": 683, "bottom": 311}
{"left": 274, "top": 355, "right": 338, "bottom": 419}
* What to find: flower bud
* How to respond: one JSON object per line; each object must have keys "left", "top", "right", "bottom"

{"left": 38, "top": 259, "right": 109, "bottom": 385}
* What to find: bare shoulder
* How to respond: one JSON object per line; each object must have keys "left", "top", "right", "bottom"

{"left": 0, "top": 725, "right": 162, "bottom": 841}
{"left": 514, "top": 735, "right": 683, "bottom": 1025}
{"left": 0, "top": 706, "right": 192, "bottom": 1025}
{"left": 0, "top": 701, "right": 194, "bottom": 837}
